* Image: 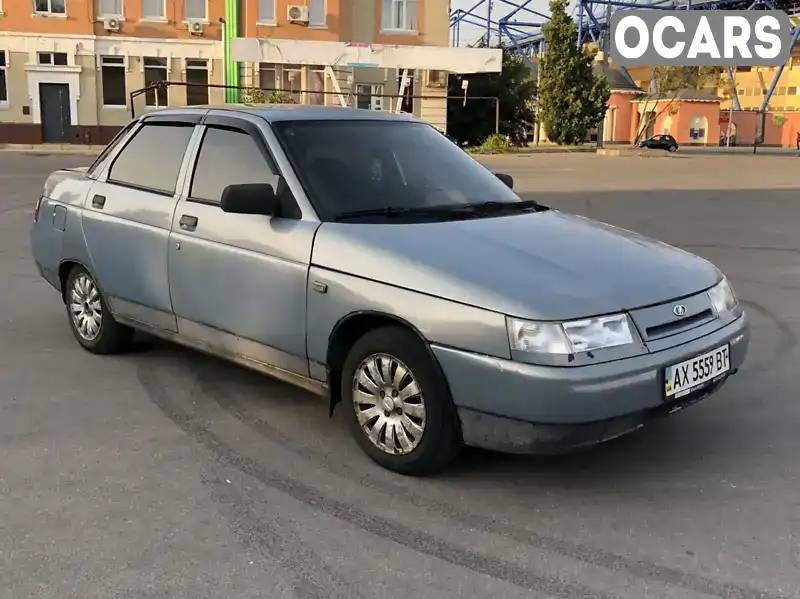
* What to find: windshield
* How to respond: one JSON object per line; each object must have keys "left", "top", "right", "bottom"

{"left": 272, "top": 119, "right": 522, "bottom": 221}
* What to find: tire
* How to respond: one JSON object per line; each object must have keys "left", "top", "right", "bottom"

{"left": 64, "top": 265, "right": 134, "bottom": 354}
{"left": 668, "top": 145, "right": 677, "bottom": 152}
{"left": 341, "top": 326, "right": 462, "bottom": 476}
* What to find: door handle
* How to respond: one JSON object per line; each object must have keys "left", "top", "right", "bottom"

{"left": 179, "top": 214, "right": 198, "bottom": 230}
{"left": 91, "top": 194, "right": 106, "bottom": 209}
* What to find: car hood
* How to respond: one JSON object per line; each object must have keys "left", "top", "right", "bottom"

{"left": 311, "top": 210, "right": 720, "bottom": 320}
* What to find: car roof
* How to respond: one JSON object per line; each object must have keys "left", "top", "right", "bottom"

{"left": 139, "top": 104, "right": 419, "bottom": 123}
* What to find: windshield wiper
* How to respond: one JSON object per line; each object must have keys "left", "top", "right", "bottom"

{"left": 333, "top": 200, "right": 545, "bottom": 222}
{"left": 464, "top": 199, "right": 543, "bottom": 214}
{"left": 334, "top": 205, "right": 474, "bottom": 222}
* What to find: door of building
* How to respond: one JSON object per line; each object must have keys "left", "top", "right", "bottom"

{"left": 398, "top": 72, "right": 414, "bottom": 113}
{"left": 39, "top": 83, "right": 72, "bottom": 143}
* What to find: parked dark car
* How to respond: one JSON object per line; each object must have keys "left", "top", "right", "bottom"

{"left": 639, "top": 134, "right": 679, "bottom": 152}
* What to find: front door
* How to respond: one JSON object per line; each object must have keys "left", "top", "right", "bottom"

{"left": 168, "top": 114, "right": 317, "bottom": 377}
{"left": 39, "top": 83, "right": 71, "bottom": 143}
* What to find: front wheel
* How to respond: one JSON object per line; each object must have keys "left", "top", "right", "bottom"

{"left": 342, "top": 326, "right": 462, "bottom": 476}
{"left": 65, "top": 266, "right": 134, "bottom": 354}
{"left": 668, "top": 145, "right": 677, "bottom": 152}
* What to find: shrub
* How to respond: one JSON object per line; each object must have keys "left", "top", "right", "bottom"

{"left": 480, "top": 133, "right": 511, "bottom": 153}
{"left": 240, "top": 88, "right": 296, "bottom": 104}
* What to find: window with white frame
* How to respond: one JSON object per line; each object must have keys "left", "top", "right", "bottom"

{"left": 100, "top": 56, "right": 126, "bottom": 106}
{"left": 282, "top": 64, "right": 302, "bottom": 103}
{"left": 308, "top": 0, "right": 325, "bottom": 26}
{"left": 34, "top": 0, "right": 66, "bottom": 15}
{"left": 356, "top": 84, "right": 384, "bottom": 111}
{"left": 257, "top": 0, "right": 275, "bottom": 23}
{"left": 38, "top": 52, "right": 69, "bottom": 66}
{"left": 185, "top": 0, "right": 207, "bottom": 20}
{"left": 307, "top": 67, "right": 325, "bottom": 105}
{"left": 185, "top": 59, "right": 209, "bottom": 105}
{"left": 98, "top": 0, "right": 123, "bottom": 16}
{"left": 259, "top": 62, "right": 302, "bottom": 102}
{"left": 0, "top": 51, "right": 7, "bottom": 105}
{"left": 259, "top": 63, "right": 277, "bottom": 90}
{"left": 143, "top": 57, "right": 169, "bottom": 107}
{"left": 142, "top": 0, "right": 165, "bottom": 19}
{"left": 381, "top": 0, "right": 417, "bottom": 31}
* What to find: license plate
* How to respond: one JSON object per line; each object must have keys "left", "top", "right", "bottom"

{"left": 664, "top": 344, "right": 730, "bottom": 399}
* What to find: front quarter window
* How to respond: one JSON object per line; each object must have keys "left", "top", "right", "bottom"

{"left": 273, "top": 119, "right": 522, "bottom": 221}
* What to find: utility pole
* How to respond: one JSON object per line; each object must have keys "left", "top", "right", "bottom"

{"left": 595, "top": 7, "right": 610, "bottom": 149}
{"left": 486, "top": 0, "right": 492, "bottom": 47}
{"left": 726, "top": 67, "right": 736, "bottom": 151}
{"left": 533, "top": 43, "right": 543, "bottom": 145}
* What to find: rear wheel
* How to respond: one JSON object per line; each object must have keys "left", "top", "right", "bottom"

{"left": 65, "top": 266, "right": 133, "bottom": 354}
{"left": 342, "top": 326, "right": 462, "bottom": 475}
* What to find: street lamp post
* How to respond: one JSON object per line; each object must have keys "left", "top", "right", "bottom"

{"left": 726, "top": 67, "right": 736, "bottom": 151}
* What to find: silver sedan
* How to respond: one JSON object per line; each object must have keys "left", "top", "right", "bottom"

{"left": 31, "top": 105, "right": 749, "bottom": 475}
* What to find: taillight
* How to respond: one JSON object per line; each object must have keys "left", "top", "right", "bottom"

{"left": 33, "top": 197, "right": 44, "bottom": 223}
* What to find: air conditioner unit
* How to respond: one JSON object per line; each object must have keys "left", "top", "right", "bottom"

{"left": 187, "top": 19, "right": 206, "bottom": 35}
{"left": 425, "top": 69, "right": 447, "bottom": 88}
{"left": 103, "top": 17, "right": 121, "bottom": 32}
{"left": 287, "top": 5, "right": 310, "bottom": 22}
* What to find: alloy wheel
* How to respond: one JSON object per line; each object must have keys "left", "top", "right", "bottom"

{"left": 69, "top": 273, "right": 103, "bottom": 341}
{"left": 351, "top": 353, "right": 427, "bottom": 455}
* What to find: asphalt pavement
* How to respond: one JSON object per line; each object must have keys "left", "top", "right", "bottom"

{"left": 1, "top": 151, "right": 799, "bottom": 599}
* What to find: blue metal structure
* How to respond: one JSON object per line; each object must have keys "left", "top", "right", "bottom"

{"left": 449, "top": 0, "right": 800, "bottom": 113}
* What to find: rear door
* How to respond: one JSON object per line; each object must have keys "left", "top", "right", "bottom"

{"left": 167, "top": 112, "right": 319, "bottom": 377}
{"left": 81, "top": 114, "right": 200, "bottom": 332}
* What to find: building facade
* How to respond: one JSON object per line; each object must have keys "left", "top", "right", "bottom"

{"left": 626, "top": 59, "right": 800, "bottom": 114}
{"left": 594, "top": 60, "right": 800, "bottom": 148}
{"left": 0, "top": 0, "right": 471, "bottom": 144}
{"left": 575, "top": 24, "right": 800, "bottom": 147}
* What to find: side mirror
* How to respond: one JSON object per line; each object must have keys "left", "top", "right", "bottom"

{"left": 495, "top": 172, "right": 514, "bottom": 190}
{"left": 220, "top": 183, "right": 280, "bottom": 216}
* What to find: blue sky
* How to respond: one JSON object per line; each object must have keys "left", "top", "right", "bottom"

{"left": 450, "top": 0, "right": 560, "bottom": 46}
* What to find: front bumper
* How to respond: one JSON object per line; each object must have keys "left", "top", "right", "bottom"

{"left": 431, "top": 313, "right": 750, "bottom": 454}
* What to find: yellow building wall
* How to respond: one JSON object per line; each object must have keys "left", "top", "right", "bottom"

{"left": 0, "top": 51, "right": 31, "bottom": 125}
{"left": 623, "top": 56, "right": 800, "bottom": 112}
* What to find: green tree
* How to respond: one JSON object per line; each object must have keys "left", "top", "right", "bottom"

{"left": 537, "top": 0, "right": 609, "bottom": 146}
{"left": 447, "top": 46, "right": 537, "bottom": 147}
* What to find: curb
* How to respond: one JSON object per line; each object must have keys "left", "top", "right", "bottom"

{"left": 470, "top": 147, "right": 596, "bottom": 157}
{"left": 596, "top": 148, "right": 674, "bottom": 158}
{"left": 0, "top": 144, "right": 104, "bottom": 156}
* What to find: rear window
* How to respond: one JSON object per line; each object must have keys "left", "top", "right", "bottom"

{"left": 107, "top": 123, "right": 194, "bottom": 195}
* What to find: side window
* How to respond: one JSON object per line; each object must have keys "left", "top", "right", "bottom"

{"left": 189, "top": 126, "right": 280, "bottom": 204}
{"left": 108, "top": 123, "right": 195, "bottom": 194}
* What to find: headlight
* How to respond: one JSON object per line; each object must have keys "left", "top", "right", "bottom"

{"left": 507, "top": 313, "right": 635, "bottom": 355}
{"left": 707, "top": 277, "right": 738, "bottom": 315}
